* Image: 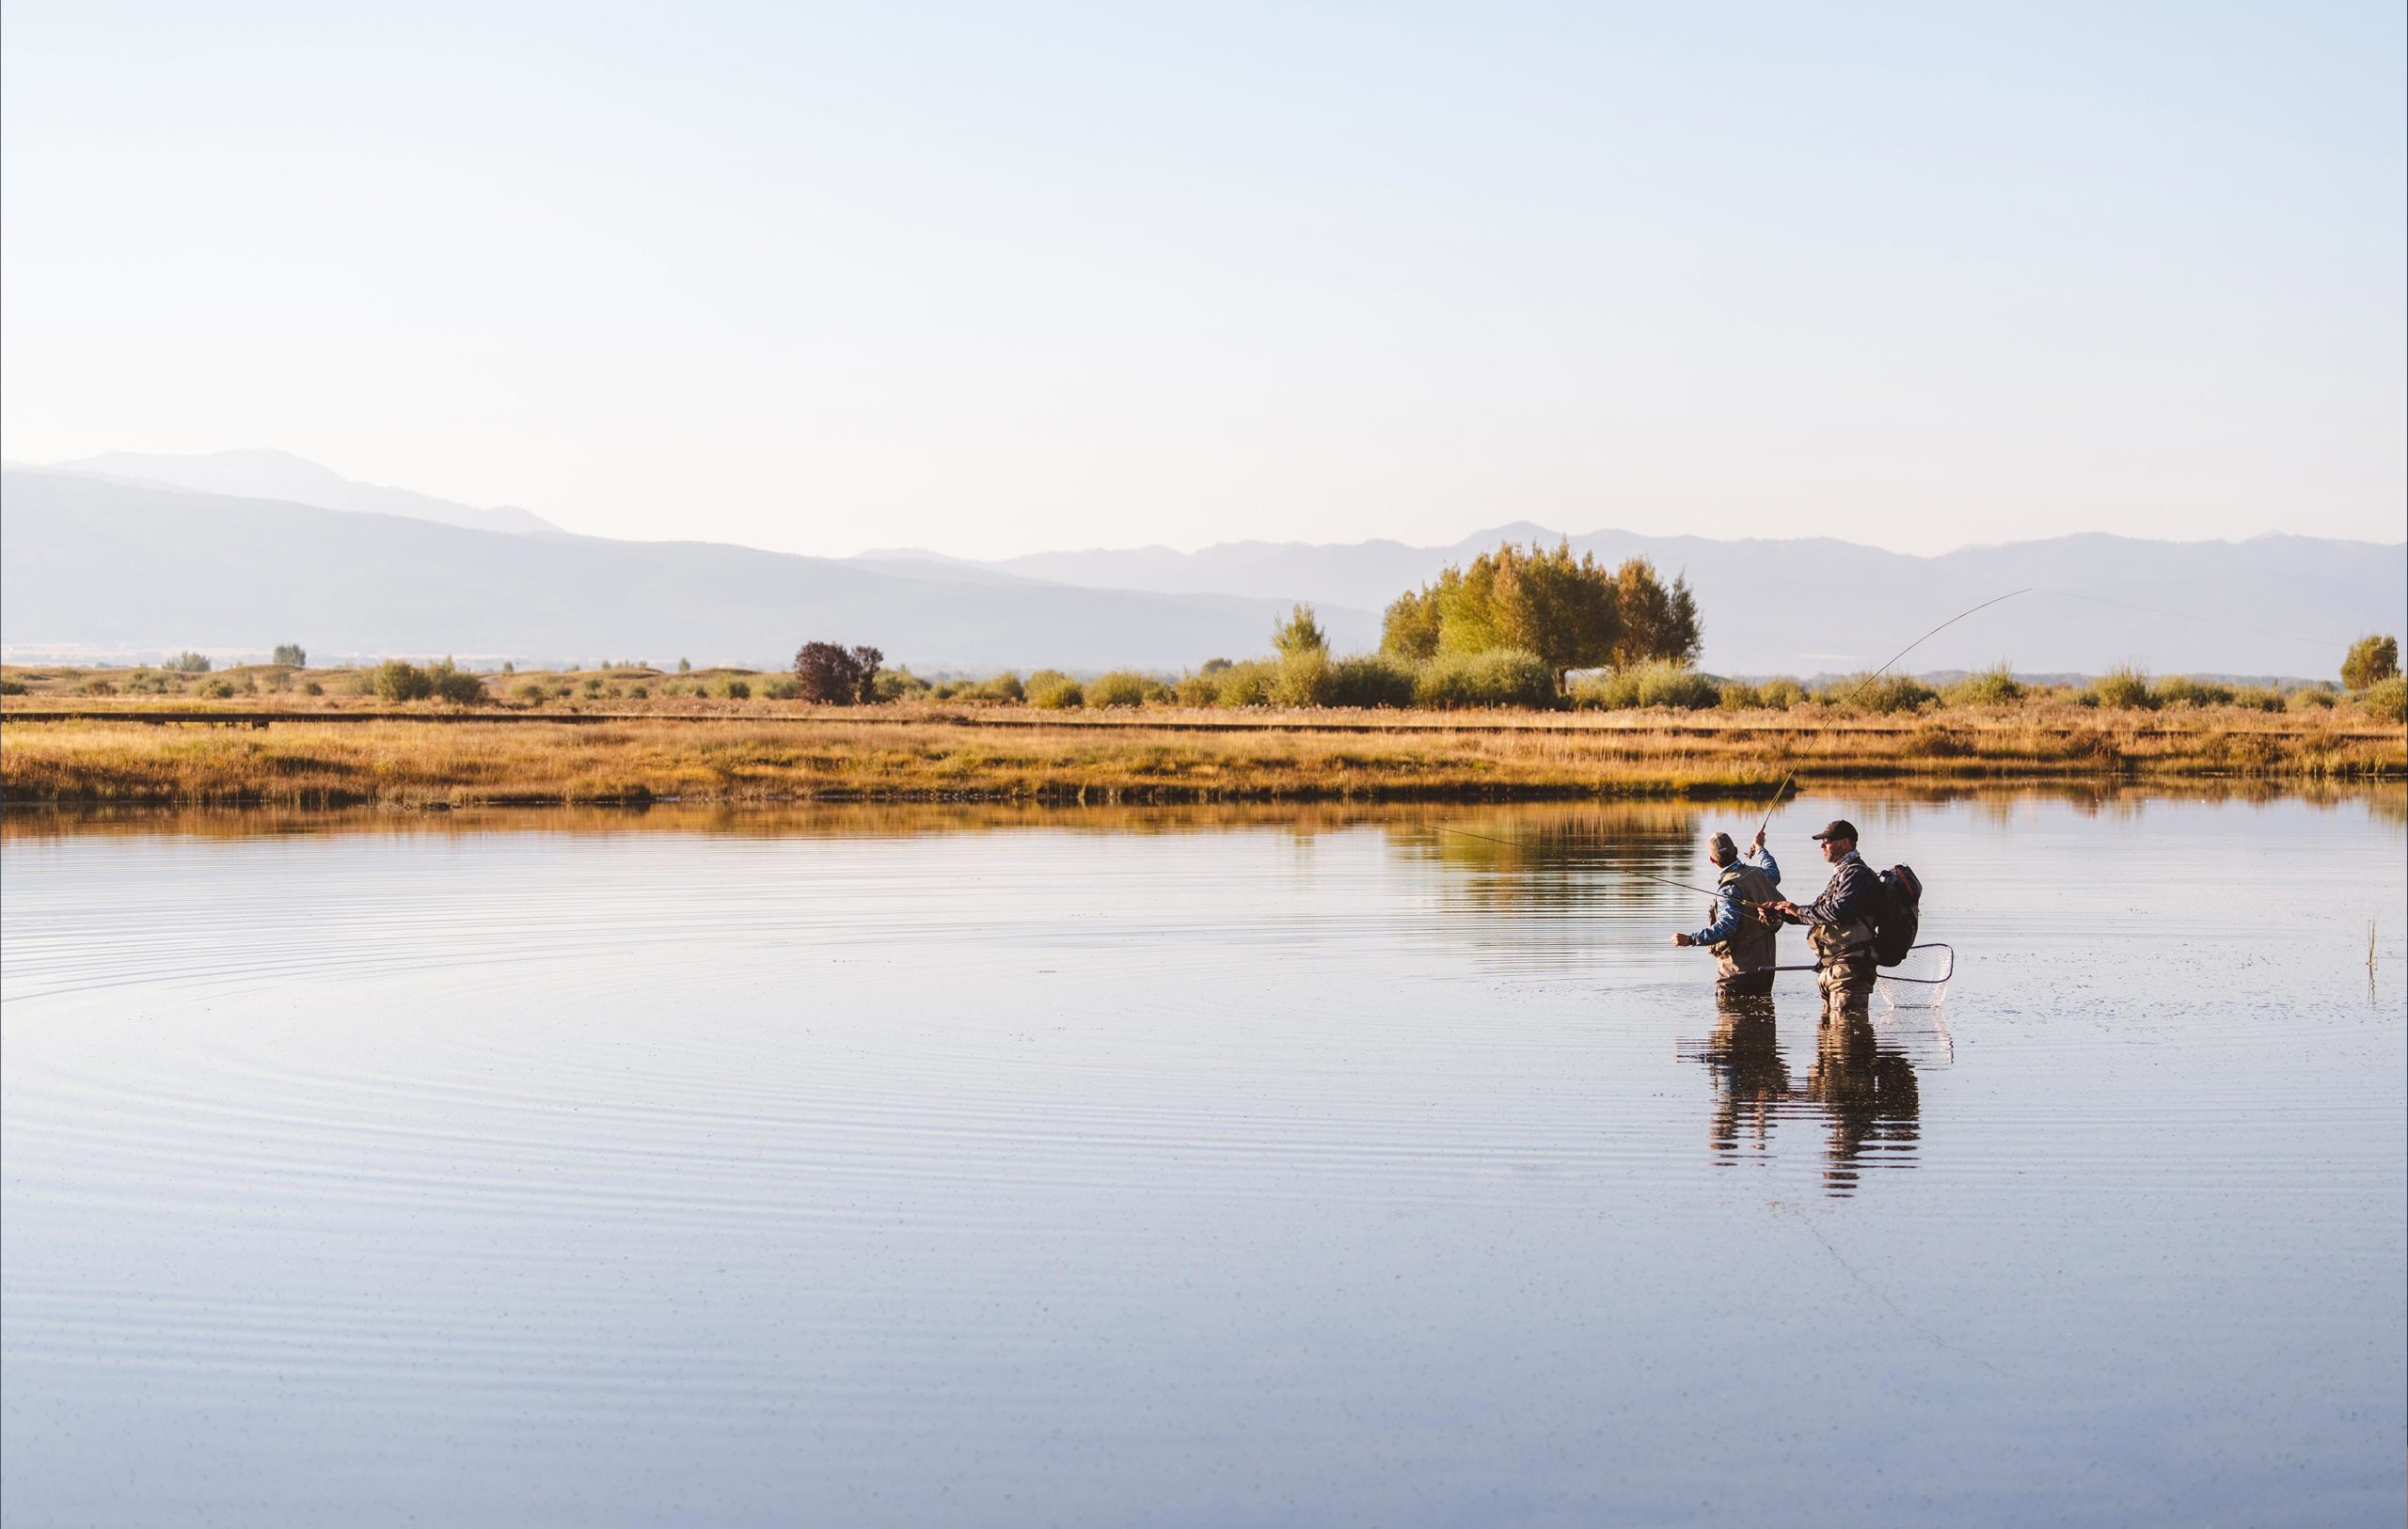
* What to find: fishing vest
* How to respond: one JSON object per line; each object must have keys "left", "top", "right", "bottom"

{"left": 1808, "top": 912, "right": 1877, "bottom": 965}
{"left": 1709, "top": 862, "right": 1781, "bottom": 977}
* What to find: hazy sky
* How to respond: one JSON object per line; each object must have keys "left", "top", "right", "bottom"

{"left": 5, "top": 2, "right": 2401, "bottom": 558}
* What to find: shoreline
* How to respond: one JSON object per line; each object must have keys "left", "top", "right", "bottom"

{"left": 4, "top": 704, "right": 2399, "bottom": 808}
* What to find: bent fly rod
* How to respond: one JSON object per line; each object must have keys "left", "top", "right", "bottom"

{"left": 1754, "top": 587, "right": 2032, "bottom": 839}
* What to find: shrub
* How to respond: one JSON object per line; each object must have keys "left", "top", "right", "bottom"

{"left": 1757, "top": 677, "right": 1805, "bottom": 710}
{"left": 1327, "top": 654, "right": 1417, "bottom": 709}
{"left": 0, "top": 678, "right": 29, "bottom": 696}
{"left": 975, "top": 671, "right": 1025, "bottom": 703}
{"left": 793, "top": 642, "right": 882, "bottom": 704}
{"left": 1414, "top": 649, "right": 1559, "bottom": 709}
{"left": 1174, "top": 672, "right": 1221, "bottom": 706}
{"left": 1942, "top": 664, "right": 2025, "bottom": 707}
{"left": 873, "top": 668, "right": 932, "bottom": 701}
{"left": 722, "top": 679, "right": 752, "bottom": 701}
{"left": 79, "top": 679, "right": 117, "bottom": 696}
{"left": 1026, "top": 670, "right": 1085, "bottom": 708}
{"left": 675, "top": 657, "right": 692, "bottom": 673}
{"left": 1572, "top": 660, "right": 1719, "bottom": 711}
{"left": 2359, "top": 674, "right": 2407, "bottom": 723}
{"left": 2151, "top": 675, "right": 2234, "bottom": 708}
{"left": 372, "top": 660, "right": 436, "bottom": 702}
{"left": 428, "top": 664, "right": 486, "bottom": 705}
{"left": 1716, "top": 680, "right": 1761, "bottom": 711}
{"left": 581, "top": 677, "right": 605, "bottom": 696}
{"left": 1268, "top": 652, "right": 1333, "bottom": 708}
{"left": 201, "top": 679, "right": 235, "bottom": 699}
{"left": 2084, "top": 666, "right": 2156, "bottom": 711}
{"left": 166, "top": 651, "right": 212, "bottom": 673}
{"left": 759, "top": 676, "right": 799, "bottom": 701}
{"left": 271, "top": 643, "right": 307, "bottom": 668}
{"left": 1212, "top": 660, "right": 1279, "bottom": 707}
{"left": 2342, "top": 635, "right": 2400, "bottom": 689}
{"left": 1821, "top": 671, "right": 1937, "bottom": 714}
{"left": 628, "top": 686, "right": 650, "bottom": 700}
{"left": 1087, "top": 670, "right": 1154, "bottom": 708}
{"left": 516, "top": 681, "right": 548, "bottom": 704}
{"left": 2288, "top": 686, "right": 2337, "bottom": 712}
{"left": 2229, "top": 686, "right": 2284, "bottom": 713}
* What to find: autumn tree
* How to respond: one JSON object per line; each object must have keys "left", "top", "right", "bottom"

{"left": 2342, "top": 634, "right": 2400, "bottom": 690}
{"left": 1380, "top": 542, "right": 1702, "bottom": 686}
{"left": 792, "top": 642, "right": 884, "bottom": 704}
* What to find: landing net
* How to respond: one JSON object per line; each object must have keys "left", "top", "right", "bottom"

{"left": 1877, "top": 942, "right": 1954, "bottom": 1008}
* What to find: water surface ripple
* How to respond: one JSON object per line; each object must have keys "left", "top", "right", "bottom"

{"left": 3, "top": 794, "right": 2402, "bottom": 1526}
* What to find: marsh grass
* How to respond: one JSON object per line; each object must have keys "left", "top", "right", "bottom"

{"left": 3, "top": 702, "right": 2398, "bottom": 808}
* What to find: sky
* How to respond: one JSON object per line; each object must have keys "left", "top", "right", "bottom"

{"left": 4, "top": 1, "right": 2401, "bottom": 559}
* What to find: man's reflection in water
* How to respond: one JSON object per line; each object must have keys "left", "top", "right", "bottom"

{"left": 1689, "top": 987, "right": 1925, "bottom": 1196}
{"left": 1804, "top": 994, "right": 1921, "bottom": 1196}
{"left": 1703, "top": 989, "right": 1791, "bottom": 1161}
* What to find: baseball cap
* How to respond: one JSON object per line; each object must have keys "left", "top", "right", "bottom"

{"left": 1810, "top": 819, "right": 1859, "bottom": 842}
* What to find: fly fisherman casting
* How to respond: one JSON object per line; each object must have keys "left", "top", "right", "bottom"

{"left": 1671, "top": 827, "right": 1783, "bottom": 997}
{"left": 1769, "top": 819, "right": 1883, "bottom": 1019}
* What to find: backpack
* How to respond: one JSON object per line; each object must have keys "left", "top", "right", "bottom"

{"left": 1873, "top": 864, "right": 1923, "bottom": 967}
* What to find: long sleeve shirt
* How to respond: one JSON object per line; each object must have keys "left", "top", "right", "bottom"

{"left": 1690, "top": 846, "right": 1781, "bottom": 945}
{"left": 1794, "top": 848, "right": 1880, "bottom": 928}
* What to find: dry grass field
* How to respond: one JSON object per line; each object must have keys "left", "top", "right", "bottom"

{"left": 2, "top": 697, "right": 2398, "bottom": 807}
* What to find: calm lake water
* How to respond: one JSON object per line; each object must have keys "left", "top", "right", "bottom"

{"left": 3, "top": 791, "right": 2402, "bottom": 1526}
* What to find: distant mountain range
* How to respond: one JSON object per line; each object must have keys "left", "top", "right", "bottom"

{"left": 36, "top": 449, "right": 559, "bottom": 535}
{"left": 4, "top": 456, "right": 2400, "bottom": 678}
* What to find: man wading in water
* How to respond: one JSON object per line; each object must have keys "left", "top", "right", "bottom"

{"left": 1770, "top": 819, "right": 1882, "bottom": 1018}
{"left": 1671, "top": 828, "right": 1782, "bottom": 997}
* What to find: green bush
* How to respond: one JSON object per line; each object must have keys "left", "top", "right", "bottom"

{"left": 873, "top": 668, "right": 932, "bottom": 701}
{"left": 2288, "top": 685, "right": 2337, "bottom": 712}
{"left": 372, "top": 660, "right": 436, "bottom": 702}
{"left": 166, "top": 651, "right": 212, "bottom": 673}
{"left": 1268, "top": 653, "right": 1334, "bottom": 708}
{"left": 516, "top": 681, "right": 548, "bottom": 704}
{"left": 1413, "top": 649, "right": 1559, "bottom": 710}
{"left": 0, "top": 678, "right": 25, "bottom": 696}
{"left": 2228, "top": 686, "right": 2284, "bottom": 713}
{"left": 2359, "top": 674, "right": 2407, "bottom": 724}
{"left": 428, "top": 662, "right": 486, "bottom": 705}
{"left": 1026, "top": 670, "right": 1084, "bottom": 709}
{"left": 1174, "top": 672, "right": 1221, "bottom": 706}
{"left": 1756, "top": 677, "right": 1805, "bottom": 710}
{"left": 2150, "top": 675, "right": 2234, "bottom": 708}
{"left": 303, "top": 682, "right": 325, "bottom": 697}
{"left": 1821, "top": 671, "right": 1937, "bottom": 714}
{"left": 1942, "top": 664, "right": 2025, "bottom": 707}
{"left": 722, "top": 679, "right": 752, "bottom": 700}
{"left": 1212, "top": 660, "right": 1278, "bottom": 707}
{"left": 1572, "top": 660, "right": 1719, "bottom": 711}
{"left": 2084, "top": 666, "right": 2156, "bottom": 711}
{"left": 759, "top": 676, "right": 799, "bottom": 701}
{"left": 1327, "top": 654, "right": 1418, "bottom": 708}
{"left": 975, "top": 671, "right": 1025, "bottom": 703}
{"left": 1087, "top": 670, "right": 1153, "bottom": 708}
{"left": 1716, "top": 680, "right": 1761, "bottom": 711}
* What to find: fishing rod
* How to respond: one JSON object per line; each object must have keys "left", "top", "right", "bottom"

{"left": 1754, "top": 587, "right": 2032, "bottom": 840}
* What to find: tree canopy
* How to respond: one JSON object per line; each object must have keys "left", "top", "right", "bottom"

{"left": 2342, "top": 634, "right": 2400, "bottom": 690}
{"left": 1379, "top": 543, "right": 1701, "bottom": 682}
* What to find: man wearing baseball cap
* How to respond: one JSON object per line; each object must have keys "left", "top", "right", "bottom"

{"left": 1770, "top": 819, "right": 1882, "bottom": 1017}
{"left": 1671, "top": 826, "right": 1783, "bottom": 996}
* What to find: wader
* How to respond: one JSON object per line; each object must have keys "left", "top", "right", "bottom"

{"left": 1708, "top": 862, "right": 1781, "bottom": 998}
{"left": 1810, "top": 917, "right": 1877, "bottom": 1019}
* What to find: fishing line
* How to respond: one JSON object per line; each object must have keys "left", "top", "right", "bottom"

{"left": 1754, "top": 587, "right": 2032, "bottom": 837}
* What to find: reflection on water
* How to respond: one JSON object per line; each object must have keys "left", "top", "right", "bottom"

{"left": 1682, "top": 992, "right": 1930, "bottom": 1196}
{"left": 3, "top": 788, "right": 2403, "bottom": 1528}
